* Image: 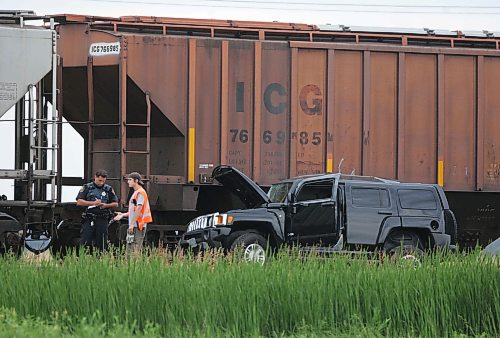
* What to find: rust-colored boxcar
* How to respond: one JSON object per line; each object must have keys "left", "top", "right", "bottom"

{"left": 50, "top": 15, "right": 500, "bottom": 247}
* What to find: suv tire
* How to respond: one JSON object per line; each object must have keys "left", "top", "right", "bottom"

{"left": 384, "top": 231, "right": 424, "bottom": 268}
{"left": 230, "top": 232, "right": 268, "bottom": 264}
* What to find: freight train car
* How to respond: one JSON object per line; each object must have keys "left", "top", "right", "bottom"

{"left": 2, "top": 13, "right": 500, "bottom": 251}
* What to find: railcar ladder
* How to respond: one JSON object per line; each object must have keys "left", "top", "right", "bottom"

{"left": 22, "top": 79, "right": 59, "bottom": 254}
{"left": 122, "top": 90, "right": 152, "bottom": 196}
{"left": 85, "top": 57, "right": 121, "bottom": 186}
{"left": 86, "top": 58, "right": 151, "bottom": 205}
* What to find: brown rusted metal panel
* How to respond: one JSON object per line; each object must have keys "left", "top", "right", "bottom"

{"left": 126, "top": 36, "right": 187, "bottom": 134}
{"left": 363, "top": 52, "right": 398, "bottom": 179}
{"left": 290, "top": 42, "right": 500, "bottom": 57}
{"left": 57, "top": 25, "right": 120, "bottom": 67}
{"left": 443, "top": 55, "right": 476, "bottom": 190}
{"left": 362, "top": 51, "right": 370, "bottom": 176}
{"left": 292, "top": 49, "right": 326, "bottom": 176}
{"left": 188, "top": 38, "right": 196, "bottom": 184}
{"left": 258, "top": 42, "right": 290, "bottom": 185}
{"left": 483, "top": 57, "right": 500, "bottom": 190}
{"left": 326, "top": 49, "right": 335, "bottom": 173}
{"left": 437, "top": 54, "right": 445, "bottom": 188}
{"left": 332, "top": 51, "right": 363, "bottom": 175}
{"left": 220, "top": 41, "right": 229, "bottom": 169}
{"left": 223, "top": 40, "right": 255, "bottom": 176}
{"left": 53, "top": 15, "right": 500, "bottom": 52}
{"left": 397, "top": 52, "right": 406, "bottom": 180}
{"left": 56, "top": 24, "right": 90, "bottom": 67}
{"left": 402, "top": 53, "right": 437, "bottom": 183}
{"left": 252, "top": 41, "right": 262, "bottom": 183}
{"left": 90, "top": 31, "right": 121, "bottom": 67}
{"left": 53, "top": 17, "right": 500, "bottom": 197}
{"left": 289, "top": 48, "right": 298, "bottom": 178}
{"left": 195, "top": 39, "right": 221, "bottom": 183}
{"left": 477, "top": 56, "right": 485, "bottom": 191}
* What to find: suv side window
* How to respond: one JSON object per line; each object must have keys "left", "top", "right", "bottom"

{"left": 296, "top": 180, "right": 333, "bottom": 202}
{"left": 351, "top": 187, "right": 390, "bottom": 208}
{"left": 398, "top": 189, "right": 437, "bottom": 210}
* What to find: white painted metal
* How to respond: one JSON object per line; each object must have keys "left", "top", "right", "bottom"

{"left": 50, "top": 18, "right": 57, "bottom": 202}
{"left": 0, "top": 24, "right": 52, "bottom": 118}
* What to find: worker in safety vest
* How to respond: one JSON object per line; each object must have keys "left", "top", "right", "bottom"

{"left": 113, "top": 172, "right": 152, "bottom": 253}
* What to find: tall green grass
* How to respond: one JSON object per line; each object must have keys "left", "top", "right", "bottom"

{"left": 0, "top": 249, "right": 498, "bottom": 337}
{"left": 0, "top": 307, "right": 162, "bottom": 338}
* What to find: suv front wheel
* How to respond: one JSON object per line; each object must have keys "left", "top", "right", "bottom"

{"left": 230, "top": 232, "right": 268, "bottom": 264}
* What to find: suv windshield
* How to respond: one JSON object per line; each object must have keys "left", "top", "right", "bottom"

{"left": 267, "top": 182, "right": 292, "bottom": 203}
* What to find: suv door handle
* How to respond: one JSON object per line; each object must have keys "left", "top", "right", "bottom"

{"left": 377, "top": 211, "right": 393, "bottom": 215}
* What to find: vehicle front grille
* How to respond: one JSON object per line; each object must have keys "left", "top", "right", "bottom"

{"left": 186, "top": 214, "right": 214, "bottom": 232}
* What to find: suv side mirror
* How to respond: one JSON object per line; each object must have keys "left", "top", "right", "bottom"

{"left": 289, "top": 192, "right": 295, "bottom": 203}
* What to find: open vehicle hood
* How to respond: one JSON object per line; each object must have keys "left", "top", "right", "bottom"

{"left": 212, "top": 165, "right": 271, "bottom": 209}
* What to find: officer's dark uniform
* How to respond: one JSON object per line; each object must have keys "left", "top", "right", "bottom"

{"left": 76, "top": 182, "right": 118, "bottom": 251}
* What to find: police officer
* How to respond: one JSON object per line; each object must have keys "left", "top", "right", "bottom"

{"left": 76, "top": 169, "right": 118, "bottom": 252}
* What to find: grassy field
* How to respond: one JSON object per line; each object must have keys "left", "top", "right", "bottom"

{"left": 0, "top": 249, "right": 498, "bottom": 337}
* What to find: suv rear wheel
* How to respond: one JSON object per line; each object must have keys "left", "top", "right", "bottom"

{"left": 384, "top": 231, "right": 424, "bottom": 268}
{"left": 230, "top": 232, "right": 268, "bottom": 264}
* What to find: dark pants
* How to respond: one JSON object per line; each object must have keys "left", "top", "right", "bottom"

{"left": 80, "top": 215, "right": 109, "bottom": 252}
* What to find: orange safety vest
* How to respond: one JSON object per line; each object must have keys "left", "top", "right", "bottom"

{"left": 131, "top": 188, "right": 153, "bottom": 231}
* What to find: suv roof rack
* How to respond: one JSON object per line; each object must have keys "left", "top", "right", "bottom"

{"left": 287, "top": 173, "right": 399, "bottom": 184}
{"left": 338, "top": 174, "right": 399, "bottom": 184}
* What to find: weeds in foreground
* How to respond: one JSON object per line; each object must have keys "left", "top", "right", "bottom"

{"left": 0, "top": 248, "right": 497, "bottom": 337}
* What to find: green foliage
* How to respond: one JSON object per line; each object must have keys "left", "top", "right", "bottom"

{"left": 0, "top": 249, "right": 497, "bottom": 337}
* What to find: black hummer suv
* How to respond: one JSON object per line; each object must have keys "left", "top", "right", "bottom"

{"left": 180, "top": 166, "right": 457, "bottom": 262}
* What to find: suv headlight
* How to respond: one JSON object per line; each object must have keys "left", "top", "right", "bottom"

{"left": 213, "top": 213, "right": 234, "bottom": 226}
